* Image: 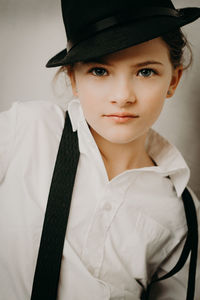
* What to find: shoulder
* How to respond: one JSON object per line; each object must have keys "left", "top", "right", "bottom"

{"left": 0, "top": 101, "right": 66, "bottom": 181}
{"left": 6, "top": 100, "right": 66, "bottom": 138}
{"left": 13, "top": 100, "right": 65, "bottom": 124}
{"left": 0, "top": 100, "right": 66, "bottom": 127}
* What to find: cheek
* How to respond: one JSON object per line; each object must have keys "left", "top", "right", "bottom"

{"left": 77, "top": 77, "right": 105, "bottom": 100}
{"left": 75, "top": 83, "right": 103, "bottom": 123}
{"left": 76, "top": 77, "right": 109, "bottom": 109}
{"left": 136, "top": 76, "right": 170, "bottom": 97}
{"left": 135, "top": 80, "right": 170, "bottom": 122}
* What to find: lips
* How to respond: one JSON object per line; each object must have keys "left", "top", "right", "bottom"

{"left": 104, "top": 112, "right": 139, "bottom": 118}
{"left": 103, "top": 112, "right": 139, "bottom": 123}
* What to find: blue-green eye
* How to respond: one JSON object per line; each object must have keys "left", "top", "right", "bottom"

{"left": 90, "top": 67, "right": 108, "bottom": 76}
{"left": 138, "top": 68, "right": 156, "bottom": 77}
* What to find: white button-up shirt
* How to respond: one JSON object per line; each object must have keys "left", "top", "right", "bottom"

{"left": 0, "top": 100, "right": 199, "bottom": 300}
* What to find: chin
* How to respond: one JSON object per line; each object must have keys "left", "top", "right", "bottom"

{"left": 103, "top": 133, "right": 138, "bottom": 145}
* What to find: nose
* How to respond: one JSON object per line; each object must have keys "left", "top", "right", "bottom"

{"left": 109, "top": 76, "right": 136, "bottom": 106}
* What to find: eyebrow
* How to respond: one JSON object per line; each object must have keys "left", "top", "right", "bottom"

{"left": 82, "top": 59, "right": 163, "bottom": 67}
{"left": 82, "top": 58, "right": 111, "bottom": 66}
{"left": 132, "top": 61, "right": 164, "bottom": 67}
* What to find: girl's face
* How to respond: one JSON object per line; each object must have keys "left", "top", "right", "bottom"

{"left": 68, "top": 37, "right": 182, "bottom": 145}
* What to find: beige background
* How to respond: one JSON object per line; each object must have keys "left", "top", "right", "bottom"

{"left": 0, "top": 0, "right": 200, "bottom": 197}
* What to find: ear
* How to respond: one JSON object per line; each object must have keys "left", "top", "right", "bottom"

{"left": 66, "top": 66, "right": 78, "bottom": 97}
{"left": 167, "top": 65, "right": 183, "bottom": 98}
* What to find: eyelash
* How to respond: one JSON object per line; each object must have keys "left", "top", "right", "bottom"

{"left": 89, "top": 67, "right": 108, "bottom": 76}
{"left": 137, "top": 68, "right": 157, "bottom": 77}
{"left": 88, "top": 67, "right": 157, "bottom": 77}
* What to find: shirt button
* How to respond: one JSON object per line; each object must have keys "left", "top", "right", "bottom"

{"left": 103, "top": 203, "right": 112, "bottom": 211}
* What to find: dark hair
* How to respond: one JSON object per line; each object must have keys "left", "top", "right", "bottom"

{"left": 161, "top": 28, "right": 192, "bottom": 69}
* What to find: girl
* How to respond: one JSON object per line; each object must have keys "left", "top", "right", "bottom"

{"left": 0, "top": 0, "right": 200, "bottom": 299}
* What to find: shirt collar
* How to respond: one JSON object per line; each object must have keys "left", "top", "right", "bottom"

{"left": 68, "top": 99, "right": 85, "bottom": 132}
{"left": 146, "top": 129, "right": 190, "bottom": 197}
{"left": 67, "top": 99, "right": 190, "bottom": 197}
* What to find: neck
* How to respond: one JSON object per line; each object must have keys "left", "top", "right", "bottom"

{"left": 90, "top": 129, "right": 155, "bottom": 180}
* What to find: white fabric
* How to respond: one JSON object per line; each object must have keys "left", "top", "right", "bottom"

{"left": 0, "top": 100, "right": 199, "bottom": 300}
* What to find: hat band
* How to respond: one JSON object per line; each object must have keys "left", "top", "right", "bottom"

{"left": 66, "top": 7, "right": 182, "bottom": 51}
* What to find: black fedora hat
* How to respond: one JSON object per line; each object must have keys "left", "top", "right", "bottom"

{"left": 46, "top": 0, "right": 200, "bottom": 68}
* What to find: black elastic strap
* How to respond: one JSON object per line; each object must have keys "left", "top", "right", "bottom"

{"left": 183, "top": 188, "right": 198, "bottom": 300}
{"left": 145, "top": 188, "right": 198, "bottom": 300}
{"left": 30, "top": 112, "right": 79, "bottom": 300}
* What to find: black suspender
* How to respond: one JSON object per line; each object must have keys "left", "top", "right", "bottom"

{"left": 31, "top": 112, "right": 198, "bottom": 300}
{"left": 142, "top": 188, "right": 199, "bottom": 300}
{"left": 31, "top": 112, "right": 80, "bottom": 300}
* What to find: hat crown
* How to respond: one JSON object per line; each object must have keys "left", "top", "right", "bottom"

{"left": 46, "top": 0, "right": 200, "bottom": 67}
{"left": 62, "top": 0, "right": 175, "bottom": 39}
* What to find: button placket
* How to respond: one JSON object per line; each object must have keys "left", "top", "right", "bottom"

{"left": 82, "top": 205, "right": 112, "bottom": 275}
{"left": 82, "top": 184, "right": 127, "bottom": 277}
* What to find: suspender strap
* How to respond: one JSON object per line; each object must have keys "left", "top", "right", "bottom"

{"left": 183, "top": 188, "right": 198, "bottom": 300}
{"left": 30, "top": 112, "right": 79, "bottom": 300}
{"left": 31, "top": 112, "right": 198, "bottom": 300}
{"left": 145, "top": 188, "right": 198, "bottom": 300}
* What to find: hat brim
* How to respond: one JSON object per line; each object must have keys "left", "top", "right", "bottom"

{"left": 46, "top": 7, "right": 200, "bottom": 68}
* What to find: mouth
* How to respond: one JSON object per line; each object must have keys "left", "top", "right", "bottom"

{"left": 103, "top": 112, "right": 139, "bottom": 123}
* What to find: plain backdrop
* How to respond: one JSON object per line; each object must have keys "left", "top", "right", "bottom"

{"left": 0, "top": 0, "right": 200, "bottom": 197}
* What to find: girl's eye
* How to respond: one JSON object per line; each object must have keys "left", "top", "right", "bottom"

{"left": 90, "top": 67, "right": 108, "bottom": 76}
{"left": 138, "top": 68, "right": 156, "bottom": 77}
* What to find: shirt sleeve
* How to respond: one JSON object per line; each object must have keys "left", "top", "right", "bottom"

{"left": 148, "top": 188, "right": 200, "bottom": 300}
{"left": 0, "top": 103, "right": 18, "bottom": 182}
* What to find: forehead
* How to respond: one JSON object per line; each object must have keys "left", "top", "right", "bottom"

{"left": 82, "top": 37, "right": 170, "bottom": 66}
{"left": 104, "top": 37, "right": 170, "bottom": 63}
